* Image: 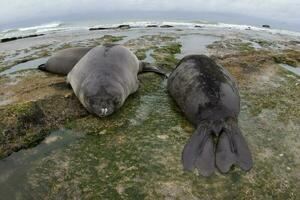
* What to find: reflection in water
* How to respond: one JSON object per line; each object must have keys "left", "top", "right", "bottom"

{"left": 176, "top": 34, "right": 220, "bottom": 59}
{"left": 0, "top": 57, "right": 49, "bottom": 76}
{"left": 279, "top": 64, "right": 300, "bottom": 76}
{"left": 0, "top": 129, "right": 82, "bottom": 199}
{"left": 143, "top": 49, "right": 155, "bottom": 63}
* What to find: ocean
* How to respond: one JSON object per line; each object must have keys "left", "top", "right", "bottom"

{"left": 1, "top": 19, "right": 300, "bottom": 40}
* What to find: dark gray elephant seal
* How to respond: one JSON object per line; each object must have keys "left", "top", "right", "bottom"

{"left": 38, "top": 47, "right": 165, "bottom": 77}
{"left": 167, "top": 55, "right": 252, "bottom": 176}
{"left": 67, "top": 44, "right": 166, "bottom": 117}
{"left": 38, "top": 47, "right": 92, "bottom": 75}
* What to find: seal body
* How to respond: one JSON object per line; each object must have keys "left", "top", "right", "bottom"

{"left": 67, "top": 44, "right": 142, "bottom": 117}
{"left": 167, "top": 55, "right": 252, "bottom": 176}
{"left": 39, "top": 47, "right": 92, "bottom": 75}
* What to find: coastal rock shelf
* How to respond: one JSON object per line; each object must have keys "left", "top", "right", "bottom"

{"left": 0, "top": 27, "right": 299, "bottom": 199}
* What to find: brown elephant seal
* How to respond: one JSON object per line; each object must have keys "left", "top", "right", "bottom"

{"left": 167, "top": 55, "right": 252, "bottom": 176}
{"left": 38, "top": 47, "right": 92, "bottom": 75}
{"left": 67, "top": 44, "right": 166, "bottom": 117}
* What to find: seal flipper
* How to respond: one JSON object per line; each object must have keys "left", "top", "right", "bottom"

{"left": 182, "top": 125, "right": 215, "bottom": 176}
{"left": 139, "top": 62, "right": 168, "bottom": 78}
{"left": 38, "top": 63, "right": 47, "bottom": 71}
{"left": 233, "top": 128, "right": 253, "bottom": 171}
{"left": 216, "top": 131, "right": 237, "bottom": 173}
{"left": 216, "top": 123, "right": 252, "bottom": 173}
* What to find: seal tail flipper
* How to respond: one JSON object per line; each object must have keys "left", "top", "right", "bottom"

{"left": 182, "top": 125, "right": 215, "bottom": 176}
{"left": 232, "top": 127, "right": 253, "bottom": 171}
{"left": 139, "top": 62, "right": 168, "bottom": 78}
{"left": 38, "top": 63, "right": 47, "bottom": 71}
{"left": 216, "top": 122, "right": 253, "bottom": 173}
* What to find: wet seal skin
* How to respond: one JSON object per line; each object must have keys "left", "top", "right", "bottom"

{"left": 167, "top": 55, "right": 253, "bottom": 176}
{"left": 38, "top": 47, "right": 93, "bottom": 75}
{"left": 67, "top": 44, "right": 166, "bottom": 117}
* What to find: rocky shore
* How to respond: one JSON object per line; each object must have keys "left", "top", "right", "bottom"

{"left": 0, "top": 27, "right": 299, "bottom": 199}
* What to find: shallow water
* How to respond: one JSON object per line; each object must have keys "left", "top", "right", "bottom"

{"left": 279, "top": 64, "right": 300, "bottom": 76}
{"left": 0, "top": 129, "right": 82, "bottom": 199}
{"left": 0, "top": 57, "right": 49, "bottom": 76}
{"left": 143, "top": 49, "right": 155, "bottom": 63}
{"left": 175, "top": 34, "right": 220, "bottom": 59}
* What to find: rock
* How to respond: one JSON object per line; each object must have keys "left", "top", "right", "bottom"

{"left": 262, "top": 25, "right": 271, "bottom": 28}
{"left": 118, "top": 25, "right": 131, "bottom": 29}
{"left": 146, "top": 25, "right": 158, "bottom": 28}
{"left": 1, "top": 34, "right": 44, "bottom": 43}
{"left": 160, "top": 25, "right": 174, "bottom": 28}
{"left": 89, "top": 27, "right": 112, "bottom": 31}
{"left": 194, "top": 25, "right": 203, "bottom": 28}
{"left": 245, "top": 27, "right": 251, "bottom": 30}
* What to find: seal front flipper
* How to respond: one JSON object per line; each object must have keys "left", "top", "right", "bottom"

{"left": 182, "top": 125, "right": 215, "bottom": 176}
{"left": 38, "top": 63, "right": 47, "bottom": 71}
{"left": 216, "top": 122, "right": 253, "bottom": 173}
{"left": 139, "top": 62, "right": 168, "bottom": 78}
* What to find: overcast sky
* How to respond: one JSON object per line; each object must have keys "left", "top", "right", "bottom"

{"left": 0, "top": 0, "right": 299, "bottom": 29}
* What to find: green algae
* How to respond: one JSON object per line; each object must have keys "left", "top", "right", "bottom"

{"left": 207, "top": 39, "right": 255, "bottom": 54}
{"left": 244, "top": 68, "right": 300, "bottom": 122}
{"left": 273, "top": 55, "right": 298, "bottom": 67}
{"left": 151, "top": 43, "right": 182, "bottom": 70}
{"left": 134, "top": 46, "right": 156, "bottom": 61}
{"left": 135, "top": 48, "right": 149, "bottom": 60}
{"left": 93, "top": 35, "right": 125, "bottom": 45}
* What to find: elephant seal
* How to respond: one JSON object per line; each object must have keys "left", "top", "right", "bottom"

{"left": 167, "top": 55, "right": 252, "bottom": 176}
{"left": 67, "top": 44, "right": 166, "bottom": 117}
{"left": 38, "top": 47, "right": 92, "bottom": 75}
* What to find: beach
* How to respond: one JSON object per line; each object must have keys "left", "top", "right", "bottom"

{"left": 0, "top": 21, "right": 299, "bottom": 199}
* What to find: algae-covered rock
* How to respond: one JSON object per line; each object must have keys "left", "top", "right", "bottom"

{"left": 0, "top": 93, "right": 88, "bottom": 158}
{"left": 272, "top": 50, "right": 300, "bottom": 67}
{"left": 151, "top": 43, "right": 182, "bottom": 70}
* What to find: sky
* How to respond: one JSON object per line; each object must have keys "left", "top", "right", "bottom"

{"left": 0, "top": 0, "right": 299, "bottom": 31}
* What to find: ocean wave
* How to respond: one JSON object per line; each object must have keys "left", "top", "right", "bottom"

{"left": 1, "top": 20, "right": 300, "bottom": 40}
{"left": 90, "top": 20, "right": 300, "bottom": 36}
{"left": 18, "top": 22, "right": 63, "bottom": 32}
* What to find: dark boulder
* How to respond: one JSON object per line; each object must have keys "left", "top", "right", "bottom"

{"left": 262, "top": 25, "right": 271, "bottom": 28}
{"left": 146, "top": 25, "right": 158, "bottom": 28}
{"left": 160, "top": 25, "right": 174, "bottom": 28}
{"left": 118, "top": 25, "right": 131, "bottom": 29}
{"left": 89, "top": 27, "right": 111, "bottom": 31}
{"left": 1, "top": 34, "right": 44, "bottom": 43}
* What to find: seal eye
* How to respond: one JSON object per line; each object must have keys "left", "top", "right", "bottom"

{"left": 112, "top": 96, "right": 121, "bottom": 107}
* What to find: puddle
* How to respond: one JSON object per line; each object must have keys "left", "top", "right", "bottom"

{"left": 250, "top": 41, "right": 262, "bottom": 49}
{"left": 279, "top": 64, "right": 300, "bottom": 76}
{"left": 0, "top": 129, "right": 82, "bottom": 198}
{"left": 176, "top": 34, "right": 220, "bottom": 59}
{"left": 143, "top": 49, "right": 155, "bottom": 63}
{"left": 0, "top": 57, "right": 49, "bottom": 76}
